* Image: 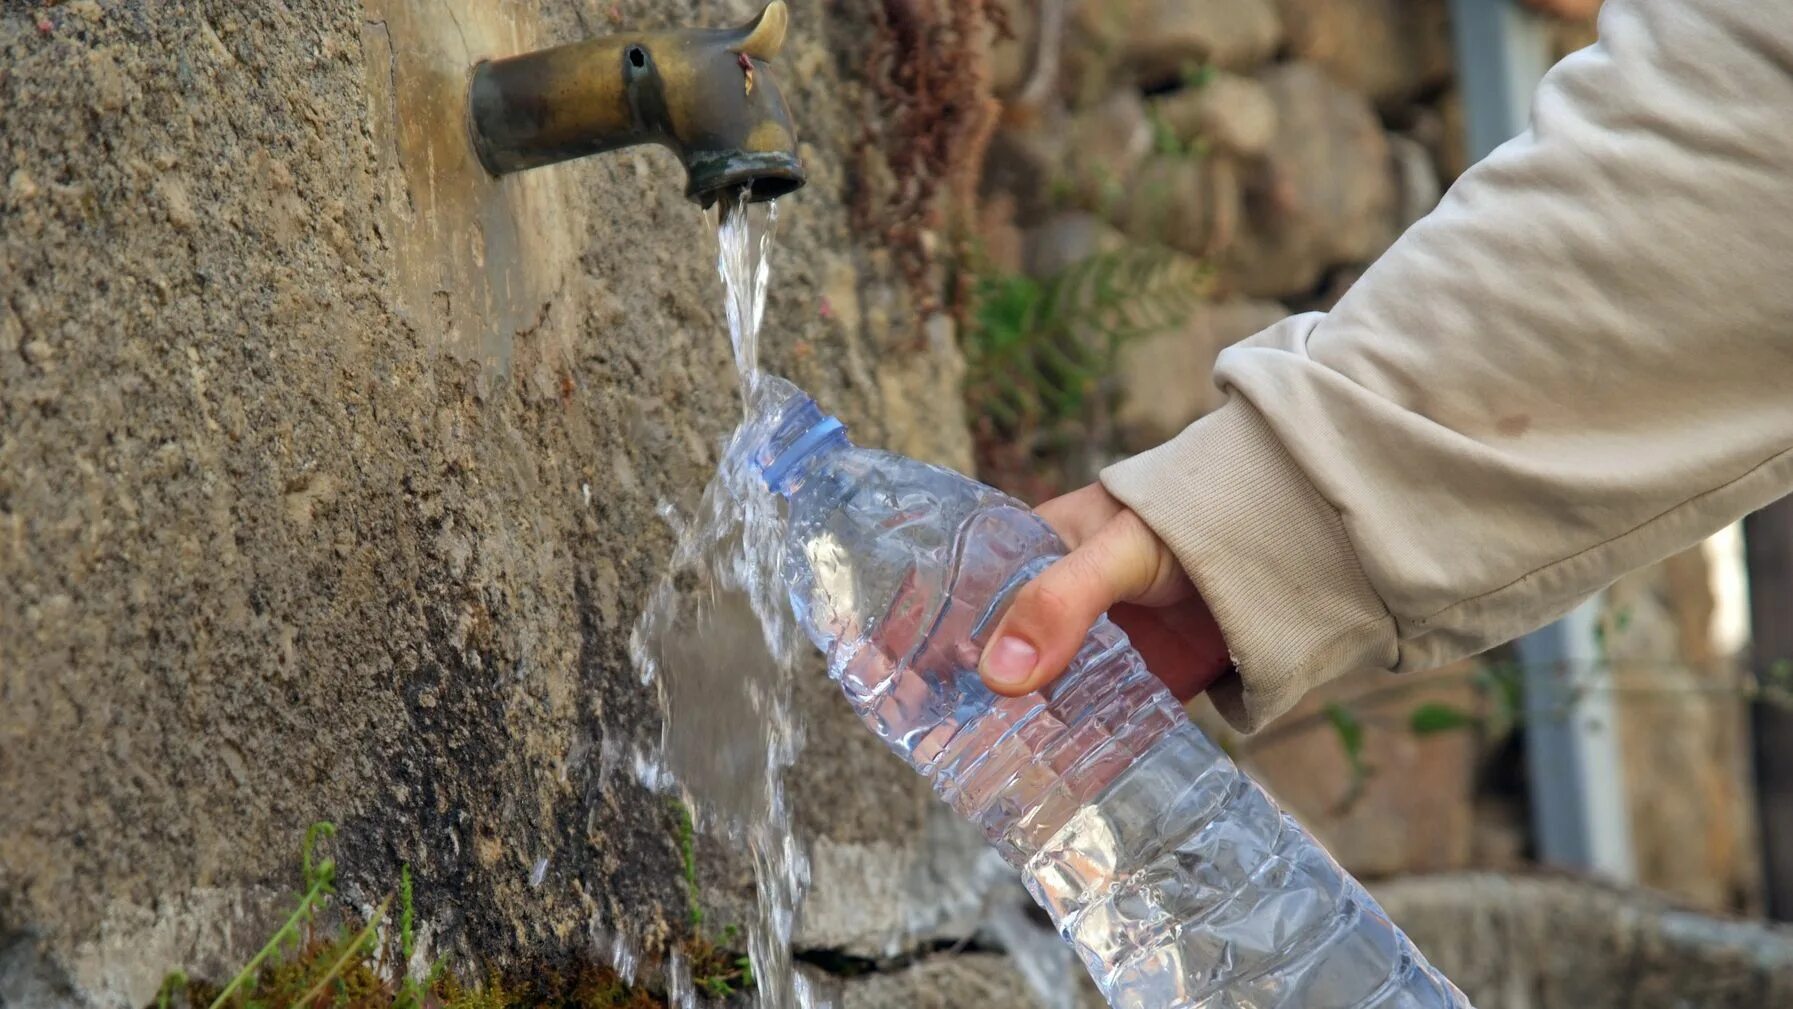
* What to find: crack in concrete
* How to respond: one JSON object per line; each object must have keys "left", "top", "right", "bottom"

{"left": 0, "top": 927, "right": 78, "bottom": 1007}
{"left": 360, "top": 17, "right": 416, "bottom": 217}
{"left": 439, "top": 0, "right": 472, "bottom": 62}
{"left": 511, "top": 270, "right": 568, "bottom": 344}
{"left": 5, "top": 295, "right": 30, "bottom": 356}
{"left": 793, "top": 933, "right": 1009, "bottom": 978}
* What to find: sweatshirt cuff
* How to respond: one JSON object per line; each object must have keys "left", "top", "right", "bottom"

{"left": 1099, "top": 398, "right": 1397, "bottom": 733}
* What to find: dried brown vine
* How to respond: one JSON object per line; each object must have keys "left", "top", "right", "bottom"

{"left": 851, "top": 0, "right": 1011, "bottom": 327}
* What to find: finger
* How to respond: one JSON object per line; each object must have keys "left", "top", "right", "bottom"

{"left": 1110, "top": 603, "right": 1232, "bottom": 701}
{"left": 1034, "top": 483, "right": 1127, "bottom": 549}
{"left": 978, "top": 516, "right": 1163, "bottom": 696}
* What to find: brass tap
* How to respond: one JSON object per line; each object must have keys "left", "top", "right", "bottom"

{"left": 467, "top": 1, "right": 805, "bottom": 207}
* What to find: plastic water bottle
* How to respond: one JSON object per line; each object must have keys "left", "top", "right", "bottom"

{"left": 747, "top": 379, "right": 1471, "bottom": 1009}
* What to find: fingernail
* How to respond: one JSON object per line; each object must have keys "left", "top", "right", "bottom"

{"left": 983, "top": 636, "right": 1038, "bottom": 686}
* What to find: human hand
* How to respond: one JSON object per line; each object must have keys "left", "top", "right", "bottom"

{"left": 976, "top": 483, "right": 1233, "bottom": 701}
{"left": 1520, "top": 0, "right": 1602, "bottom": 20}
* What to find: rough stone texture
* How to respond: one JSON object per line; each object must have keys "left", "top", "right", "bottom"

{"left": 0, "top": 1, "right": 980, "bottom": 1004}
{"left": 1229, "top": 63, "right": 1398, "bottom": 299}
{"left": 1022, "top": 213, "right": 1126, "bottom": 281}
{"left": 975, "top": 192, "right": 1028, "bottom": 277}
{"left": 980, "top": 121, "right": 1070, "bottom": 227}
{"left": 1194, "top": 663, "right": 1500, "bottom": 880}
{"left": 986, "top": 0, "right": 1037, "bottom": 99}
{"left": 1061, "top": 91, "right": 1154, "bottom": 215}
{"left": 1111, "top": 299, "right": 1286, "bottom": 452}
{"left": 1149, "top": 73, "right": 1279, "bottom": 159}
{"left": 1272, "top": 0, "right": 1455, "bottom": 107}
{"left": 793, "top": 776, "right": 1000, "bottom": 957}
{"left": 984, "top": 93, "right": 1255, "bottom": 260}
{"left": 1603, "top": 548, "right": 1763, "bottom": 913}
{"left": 821, "top": 950, "right": 1105, "bottom": 1009}
{"left": 1408, "top": 89, "right": 1472, "bottom": 184}
{"left": 1389, "top": 133, "right": 1445, "bottom": 233}
{"left": 1069, "top": 0, "right": 1282, "bottom": 84}
{"left": 1114, "top": 154, "right": 1244, "bottom": 262}
{"left": 1375, "top": 874, "right": 1793, "bottom": 1009}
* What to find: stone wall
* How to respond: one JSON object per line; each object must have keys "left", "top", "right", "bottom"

{"left": 1376, "top": 874, "right": 1793, "bottom": 1009}
{"left": 0, "top": 1, "right": 982, "bottom": 1004}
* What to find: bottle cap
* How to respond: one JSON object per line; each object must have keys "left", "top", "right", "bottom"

{"left": 756, "top": 395, "right": 847, "bottom": 494}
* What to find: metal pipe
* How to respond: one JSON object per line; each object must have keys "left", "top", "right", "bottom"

{"left": 1512, "top": 598, "right": 1637, "bottom": 879}
{"left": 1745, "top": 499, "right": 1793, "bottom": 919}
{"left": 467, "top": 1, "right": 805, "bottom": 207}
{"left": 1448, "top": 0, "right": 1554, "bottom": 162}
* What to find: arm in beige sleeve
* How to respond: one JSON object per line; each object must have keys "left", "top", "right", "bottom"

{"left": 1101, "top": 0, "right": 1793, "bottom": 732}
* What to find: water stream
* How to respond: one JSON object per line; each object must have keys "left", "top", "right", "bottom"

{"left": 629, "top": 190, "right": 1077, "bottom": 1009}
{"left": 629, "top": 190, "right": 819, "bottom": 1009}
{"left": 717, "top": 194, "right": 779, "bottom": 404}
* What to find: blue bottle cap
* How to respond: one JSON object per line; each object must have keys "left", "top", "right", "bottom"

{"left": 759, "top": 414, "right": 846, "bottom": 492}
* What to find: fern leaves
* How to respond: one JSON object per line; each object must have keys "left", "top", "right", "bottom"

{"left": 966, "top": 247, "right": 1211, "bottom": 432}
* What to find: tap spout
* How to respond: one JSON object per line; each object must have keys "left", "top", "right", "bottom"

{"left": 467, "top": 1, "right": 805, "bottom": 207}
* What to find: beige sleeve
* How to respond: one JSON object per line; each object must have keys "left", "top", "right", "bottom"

{"left": 1101, "top": 0, "right": 1793, "bottom": 732}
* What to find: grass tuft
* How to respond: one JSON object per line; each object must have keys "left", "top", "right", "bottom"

{"left": 153, "top": 824, "right": 756, "bottom": 1009}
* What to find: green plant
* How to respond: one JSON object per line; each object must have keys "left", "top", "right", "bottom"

{"left": 155, "top": 971, "right": 189, "bottom": 1009}
{"left": 393, "top": 867, "right": 447, "bottom": 1009}
{"left": 1474, "top": 660, "right": 1526, "bottom": 734}
{"left": 1146, "top": 104, "right": 1205, "bottom": 161}
{"left": 1321, "top": 703, "right": 1370, "bottom": 811}
{"left": 1408, "top": 702, "right": 1481, "bottom": 735}
{"left": 965, "top": 247, "right": 1211, "bottom": 436}
{"left": 154, "top": 824, "right": 745, "bottom": 1009}
{"left": 1180, "top": 61, "right": 1218, "bottom": 90}
{"left": 669, "top": 798, "right": 702, "bottom": 929}
{"left": 182, "top": 819, "right": 399, "bottom": 1009}
{"left": 199, "top": 822, "right": 341, "bottom": 1009}
{"left": 1768, "top": 657, "right": 1793, "bottom": 693}
{"left": 1234, "top": 650, "right": 1793, "bottom": 814}
{"left": 964, "top": 246, "right": 1212, "bottom": 499}
{"left": 661, "top": 801, "right": 757, "bottom": 998}
{"left": 288, "top": 898, "right": 390, "bottom": 1009}
{"left": 685, "top": 935, "right": 754, "bottom": 1000}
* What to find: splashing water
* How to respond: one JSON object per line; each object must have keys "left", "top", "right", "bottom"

{"left": 629, "top": 190, "right": 1079, "bottom": 1009}
{"left": 629, "top": 189, "right": 820, "bottom": 1009}
{"left": 666, "top": 947, "right": 696, "bottom": 1009}
{"left": 590, "top": 926, "right": 643, "bottom": 987}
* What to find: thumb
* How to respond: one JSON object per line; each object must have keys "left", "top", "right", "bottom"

{"left": 978, "top": 513, "right": 1165, "bottom": 697}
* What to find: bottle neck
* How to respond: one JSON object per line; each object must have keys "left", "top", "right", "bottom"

{"left": 755, "top": 395, "right": 850, "bottom": 498}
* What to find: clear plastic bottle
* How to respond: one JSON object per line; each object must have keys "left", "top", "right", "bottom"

{"left": 748, "top": 379, "right": 1471, "bottom": 1009}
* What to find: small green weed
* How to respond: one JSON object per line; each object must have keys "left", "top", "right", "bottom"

{"left": 669, "top": 798, "right": 703, "bottom": 929}
{"left": 1320, "top": 703, "right": 1370, "bottom": 812}
{"left": 151, "top": 825, "right": 685, "bottom": 1009}
{"left": 671, "top": 808, "right": 755, "bottom": 1000}
{"left": 687, "top": 935, "right": 754, "bottom": 1001}
{"left": 1146, "top": 104, "right": 1206, "bottom": 161}
{"left": 1180, "top": 61, "right": 1218, "bottom": 90}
